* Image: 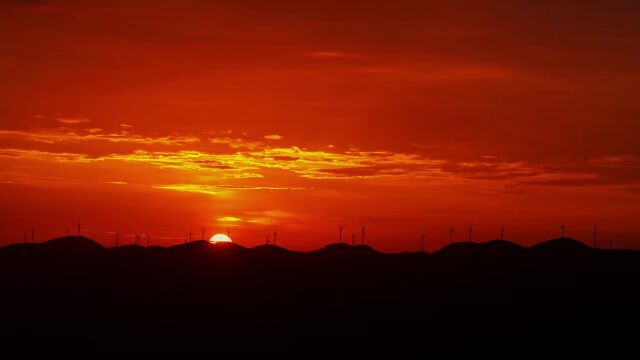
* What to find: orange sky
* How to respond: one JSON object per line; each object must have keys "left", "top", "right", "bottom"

{"left": 1, "top": 0, "right": 639, "bottom": 251}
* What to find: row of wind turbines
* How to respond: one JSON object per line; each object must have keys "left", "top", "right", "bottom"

{"left": 21, "top": 222, "right": 613, "bottom": 251}
{"left": 337, "top": 222, "right": 611, "bottom": 252}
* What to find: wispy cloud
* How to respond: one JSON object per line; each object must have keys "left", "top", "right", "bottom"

{"left": 2, "top": 141, "right": 639, "bottom": 192}
{"left": 264, "top": 134, "right": 283, "bottom": 140}
{"left": 0, "top": 129, "right": 199, "bottom": 145}
{"left": 153, "top": 183, "right": 304, "bottom": 196}
{"left": 55, "top": 117, "right": 90, "bottom": 124}
{"left": 0, "top": 148, "right": 91, "bottom": 162}
{"left": 244, "top": 209, "right": 300, "bottom": 225}
{"left": 614, "top": 186, "right": 640, "bottom": 195}
{"left": 218, "top": 216, "right": 242, "bottom": 222}
{"left": 152, "top": 184, "right": 224, "bottom": 196}
{"left": 210, "top": 137, "right": 263, "bottom": 150}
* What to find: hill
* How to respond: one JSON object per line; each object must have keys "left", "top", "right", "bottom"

{"left": 0, "top": 235, "right": 638, "bottom": 357}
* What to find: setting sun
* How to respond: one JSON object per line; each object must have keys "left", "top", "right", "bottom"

{"left": 210, "top": 234, "right": 233, "bottom": 244}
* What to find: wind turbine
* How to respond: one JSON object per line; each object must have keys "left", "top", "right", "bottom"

{"left": 115, "top": 232, "right": 119, "bottom": 247}
{"left": 201, "top": 226, "right": 205, "bottom": 241}
{"left": 500, "top": 225, "right": 505, "bottom": 241}
{"left": 339, "top": 225, "right": 344, "bottom": 244}
{"left": 351, "top": 232, "right": 356, "bottom": 246}
{"left": 593, "top": 223, "right": 598, "bottom": 249}
{"left": 189, "top": 227, "right": 193, "bottom": 243}
{"left": 468, "top": 224, "right": 473, "bottom": 242}
{"left": 561, "top": 223, "right": 566, "bottom": 239}
{"left": 361, "top": 225, "right": 366, "bottom": 245}
{"left": 77, "top": 222, "right": 81, "bottom": 236}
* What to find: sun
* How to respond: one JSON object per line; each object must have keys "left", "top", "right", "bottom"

{"left": 210, "top": 233, "right": 233, "bottom": 244}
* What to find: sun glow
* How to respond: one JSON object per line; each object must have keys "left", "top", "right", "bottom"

{"left": 210, "top": 233, "right": 233, "bottom": 244}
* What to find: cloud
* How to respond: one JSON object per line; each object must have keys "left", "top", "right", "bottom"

{"left": 438, "top": 160, "right": 541, "bottom": 181}
{"left": 243, "top": 209, "right": 300, "bottom": 225}
{"left": 218, "top": 216, "right": 242, "bottom": 222}
{"left": 0, "top": 148, "right": 90, "bottom": 162}
{"left": 306, "top": 51, "right": 364, "bottom": 60}
{"left": 153, "top": 183, "right": 304, "bottom": 196}
{"left": 0, "top": 129, "right": 199, "bottom": 145}
{"left": 341, "top": 59, "right": 539, "bottom": 85}
{"left": 1, "top": 145, "right": 445, "bottom": 180}
{"left": 615, "top": 186, "right": 640, "bottom": 195}
{"left": 55, "top": 117, "right": 90, "bottom": 124}
{"left": 519, "top": 173, "right": 603, "bottom": 187}
{"left": 153, "top": 184, "right": 224, "bottom": 196}
{"left": 264, "top": 134, "right": 283, "bottom": 140}
{"left": 210, "top": 137, "right": 263, "bottom": 150}
{"left": 2, "top": 141, "right": 640, "bottom": 192}
{"left": 215, "top": 185, "right": 304, "bottom": 190}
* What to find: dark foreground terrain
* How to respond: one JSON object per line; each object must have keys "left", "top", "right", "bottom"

{"left": 1, "top": 236, "right": 639, "bottom": 358}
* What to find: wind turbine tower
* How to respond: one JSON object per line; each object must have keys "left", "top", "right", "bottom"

{"left": 115, "top": 232, "right": 119, "bottom": 247}
{"left": 468, "top": 224, "right": 473, "bottom": 242}
{"left": 77, "top": 223, "right": 81, "bottom": 236}
{"left": 593, "top": 223, "right": 598, "bottom": 249}
{"left": 561, "top": 224, "right": 565, "bottom": 239}
{"left": 361, "top": 225, "right": 366, "bottom": 245}
{"left": 339, "top": 225, "right": 344, "bottom": 244}
{"left": 500, "top": 225, "right": 505, "bottom": 241}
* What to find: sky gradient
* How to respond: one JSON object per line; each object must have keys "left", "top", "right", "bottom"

{"left": 1, "top": 0, "right": 639, "bottom": 251}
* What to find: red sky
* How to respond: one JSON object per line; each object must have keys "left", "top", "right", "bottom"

{"left": 1, "top": 0, "right": 639, "bottom": 251}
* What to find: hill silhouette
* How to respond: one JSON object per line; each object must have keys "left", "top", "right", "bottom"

{"left": 531, "top": 237, "right": 593, "bottom": 254}
{"left": 434, "top": 239, "right": 524, "bottom": 257}
{"left": 309, "top": 243, "right": 381, "bottom": 256}
{"left": 0, "top": 236, "right": 638, "bottom": 357}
